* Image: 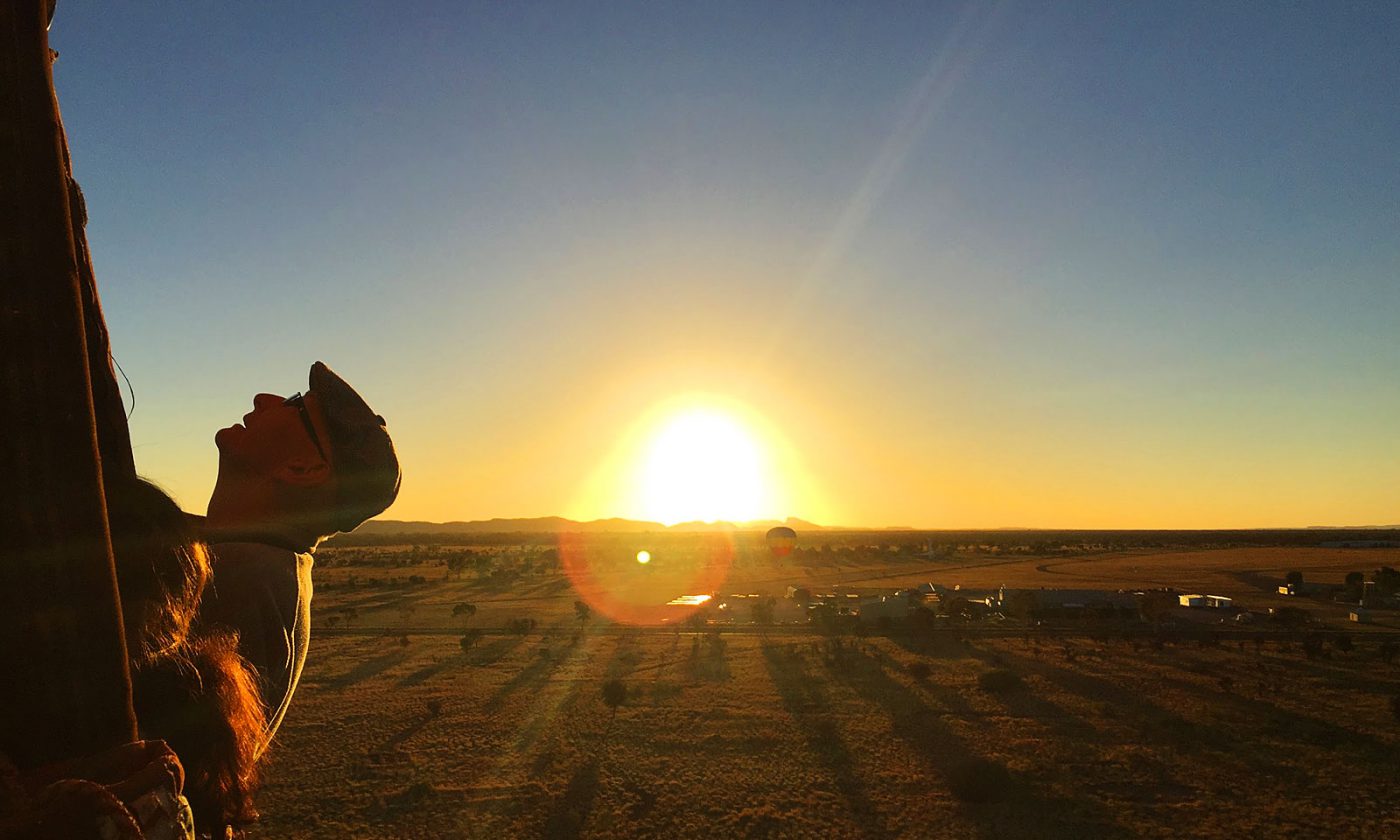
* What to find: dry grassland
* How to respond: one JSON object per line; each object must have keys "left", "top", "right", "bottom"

{"left": 250, "top": 623, "right": 1400, "bottom": 837}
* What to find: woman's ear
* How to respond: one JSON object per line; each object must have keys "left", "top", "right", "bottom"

{"left": 273, "top": 456, "right": 332, "bottom": 487}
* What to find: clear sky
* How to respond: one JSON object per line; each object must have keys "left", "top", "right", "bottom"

{"left": 50, "top": 1, "right": 1399, "bottom": 528}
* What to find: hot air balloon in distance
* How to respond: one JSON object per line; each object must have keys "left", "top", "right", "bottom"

{"left": 766, "top": 525, "right": 797, "bottom": 558}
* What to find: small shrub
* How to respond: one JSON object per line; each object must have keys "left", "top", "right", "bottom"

{"left": 602, "top": 679, "right": 627, "bottom": 711}
{"left": 947, "top": 758, "right": 1012, "bottom": 803}
{"left": 978, "top": 669, "right": 1024, "bottom": 694}
{"left": 907, "top": 662, "right": 931, "bottom": 681}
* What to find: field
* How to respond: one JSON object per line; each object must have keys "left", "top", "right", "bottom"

{"left": 245, "top": 535, "right": 1400, "bottom": 838}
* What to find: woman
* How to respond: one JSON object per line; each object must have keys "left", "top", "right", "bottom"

{"left": 1, "top": 479, "right": 266, "bottom": 838}
{"left": 111, "top": 479, "right": 267, "bottom": 837}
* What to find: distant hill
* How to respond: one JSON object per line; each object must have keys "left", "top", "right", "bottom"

{"left": 352, "top": 516, "right": 827, "bottom": 536}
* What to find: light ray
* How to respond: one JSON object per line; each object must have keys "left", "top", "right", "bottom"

{"left": 762, "top": 0, "right": 1009, "bottom": 356}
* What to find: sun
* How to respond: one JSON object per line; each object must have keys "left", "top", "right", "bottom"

{"left": 630, "top": 406, "right": 775, "bottom": 525}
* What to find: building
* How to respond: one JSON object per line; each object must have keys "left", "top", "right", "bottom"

{"left": 998, "top": 588, "right": 1138, "bottom": 621}
{"left": 858, "top": 594, "right": 912, "bottom": 622}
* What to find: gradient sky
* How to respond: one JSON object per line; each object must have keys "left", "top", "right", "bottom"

{"left": 50, "top": 1, "right": 1399, "bottom": 528}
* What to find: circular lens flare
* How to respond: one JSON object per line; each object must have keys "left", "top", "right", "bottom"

{"left": 559, "top": 532, "right": 733, "bottom": 625}
{"left": 636, "top": 550, "right": 651, "bottom": 564}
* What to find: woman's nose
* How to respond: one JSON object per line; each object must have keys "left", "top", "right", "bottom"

{"left": 252, "top": 393, "right": 284, "bottom": 411}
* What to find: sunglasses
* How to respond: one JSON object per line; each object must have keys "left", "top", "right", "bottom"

{"left": 283, "top": 393, "right": 330, "bottom": 463}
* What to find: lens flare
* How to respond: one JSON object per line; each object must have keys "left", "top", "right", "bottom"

{"left": 636, "top": 550, "right": 651, "bottom": 564}
{"left": 559, "top": 532, "right": 733, "bottom": 625}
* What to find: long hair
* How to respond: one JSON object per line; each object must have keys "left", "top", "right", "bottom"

{"left": 131, "top": 631, "right": 265, "bottom": 834}
{"left": 107, "top": 478, "right": 209, "bottom": 665}
{"left": 108, "top": 478, "right": 266, "bottom": 836}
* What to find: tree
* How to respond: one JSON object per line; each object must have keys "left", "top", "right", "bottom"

{"left": 574, "top": 600, "right": 592, "bottom": 624}
{"left": 459, "top": 629, "right": 483, "bottom": 654}
{"left": 1373, "top": 567, "right": 1400, "bottom": 596}
{"left": 751, "top": 595, "right": 777, "bottom": 626}
{"left": 452, "top": 602, "right": 477, "bottom": 622}
{"left": 601, "top": 679, "right": 627, "bottom": 715}
{"left": 907, "top": 661, "right": 931, "bottom": 681}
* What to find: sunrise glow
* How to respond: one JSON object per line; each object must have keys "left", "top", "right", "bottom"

{"left": 629, "top": 405, "right": 776, "bottom": 526}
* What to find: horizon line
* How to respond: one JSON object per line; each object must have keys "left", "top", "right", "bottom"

{"left": 358, "top": 514, "right": 1400, "bottom": 532}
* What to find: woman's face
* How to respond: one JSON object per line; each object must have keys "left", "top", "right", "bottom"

{"left": 214, "top": 392, "right": 332, "bottom": 477}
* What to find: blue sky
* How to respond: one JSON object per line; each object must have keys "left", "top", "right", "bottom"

{"left": 50, "top": 1, "right": 1400, "bottom": 526}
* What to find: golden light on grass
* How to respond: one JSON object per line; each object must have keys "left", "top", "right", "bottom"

{"left": 636, "top": 549, "right": 651, "bottom": 564}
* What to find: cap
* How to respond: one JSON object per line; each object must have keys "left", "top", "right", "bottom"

{"left": 308, "top": 361, "right": 401, "bottom": 532}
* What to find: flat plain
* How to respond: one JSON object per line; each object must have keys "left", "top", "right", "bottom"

{"left": 246, "top": 535, "right": 1400, "bottom": 838}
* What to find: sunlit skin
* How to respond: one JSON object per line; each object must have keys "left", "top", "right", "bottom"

{"left": 206, "top": 392, "right": 336, "bottom": 545}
